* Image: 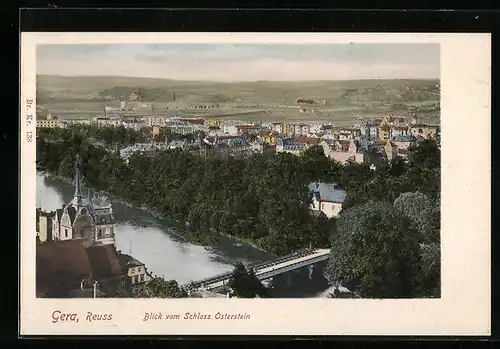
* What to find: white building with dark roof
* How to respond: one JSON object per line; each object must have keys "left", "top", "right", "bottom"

{"left": 52, "top": 155, "right": 115, "bottom": 247}
{"left": 308, "top": 182, "right": 347, "bottom": 219}
{"left": 118, "top": 252, "right": 150, "bottom": 286}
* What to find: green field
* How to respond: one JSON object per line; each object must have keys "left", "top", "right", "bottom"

{"left": 36, "top": 75, "right": 440, "bottom": 124}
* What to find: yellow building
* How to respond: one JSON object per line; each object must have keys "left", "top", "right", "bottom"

{"left": 152, "top": 125, "right": 161, "bottom": 137}
{"left": 259, "top": 131, "right": 279, "bottom": 145}
{"left": 283, "top": 123, "right": 294, "bottom": 137}
{"left": 204, "top": 118, "right": 221, "bottom": 128}
{"left": 379, "top": 116, "right": 392, "bottom": 129}
{"left": 265, "top": 134, "right": 279, "bottom": 145}
{"left": 38, "top": 211, "right": 55, "bottom": 242}
{"left": 37, "top": 113, "right": 59, "bottom": 128}
{"left": 383, "top": 139, "right": 398, "bottom": 162}
{"left": 378, "top": 124, "right": 391, "bottom": 141}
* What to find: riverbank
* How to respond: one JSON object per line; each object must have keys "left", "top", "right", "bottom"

{"left": 38, "top": 170, "right": 274, "bottom": 259}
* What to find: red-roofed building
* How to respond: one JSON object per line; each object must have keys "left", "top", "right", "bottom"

{"left": 294, "top": 135, "right": 320, "bottom": 146}
{"left": 391, "top": 125, "right": 409, "bottom": 137}
{"left": 235, "top": 124, "right": 259, "bottom": 135}
{"left": 36, "top": 239, "right": 129, "bottom": 298}
{"left": 296, "top": 99, "right": 316, "bottom": 104}
{"left": 36, "top": 239, "right": 92, "bottom": 297}
{"left": 85, "top": 244, "right": 123, "bottom": 280}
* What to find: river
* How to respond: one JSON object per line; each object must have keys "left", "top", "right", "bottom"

{"left": 36, "top": 172, "right": 274, "bottom": 285}
{"left": 36, "top": 172, "right": 331, "bottom": 297}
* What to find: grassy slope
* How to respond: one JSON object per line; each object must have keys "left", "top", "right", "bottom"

{"left": 36, "top": 75, "right": 440, "bottom": 123}
{"left": 37, "top": 75, "right": 439, "bottom": 100}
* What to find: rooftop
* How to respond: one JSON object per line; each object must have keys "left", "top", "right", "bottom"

{"left": 308, "top": 182, "right": 347, "bottom": 204}
{"left": 118, "top": 252, "right": 145, "bottom": 269}
{"left": 36, "top": 239, "right": 92, "bottom": 295}
{"left": 85, "top": 244, "right": 123, "bottom": 280}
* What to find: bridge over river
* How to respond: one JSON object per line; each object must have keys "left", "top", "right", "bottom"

{"left": 183, "top": 248, "right": 331, "bottom": 292}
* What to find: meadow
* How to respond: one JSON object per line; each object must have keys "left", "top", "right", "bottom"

{"left": 36, "top": 75, "right": 440, "bottom": 124}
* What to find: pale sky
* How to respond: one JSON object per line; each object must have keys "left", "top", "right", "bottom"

{"left": 37, "top": 43, "right": 440, "bottom": 81}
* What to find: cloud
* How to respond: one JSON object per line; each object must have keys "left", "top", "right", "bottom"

{"left": 37, "top": 43, "right": 440, "bottom": 81}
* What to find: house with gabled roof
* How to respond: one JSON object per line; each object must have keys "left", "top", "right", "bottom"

{"left": 308, "top": 182, "right": 347, "bottom": 218}
{"left": 118, "top": 252, "right": 151, "bottom": 286}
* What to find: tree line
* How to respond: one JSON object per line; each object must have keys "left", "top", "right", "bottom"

{"left": 36, "top": 124, "right": 440, "bottom": 298}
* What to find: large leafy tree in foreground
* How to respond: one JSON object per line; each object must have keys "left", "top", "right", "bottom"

{"left": 324, "top": 201, "right": 422, "bottom": 298}
{"left": 393, "top": 191, "right": 440, "bottom": 244}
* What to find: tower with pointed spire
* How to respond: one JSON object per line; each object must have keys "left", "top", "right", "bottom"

{"left": 73, "top": 154, "right": 83, "bottom": 208}
{"left": 48, "top": 154, "right": 116, "bottom": 247}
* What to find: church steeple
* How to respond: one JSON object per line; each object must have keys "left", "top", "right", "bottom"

{"left": 73, "top": 154, "right": 82, "bottom": 208}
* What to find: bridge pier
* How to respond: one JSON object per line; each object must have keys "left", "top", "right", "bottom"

{"left": 308, "top": 264, "right": 314, "bottom": 280}
{"left": 286, "top": 273, "right": 292, "bottom": 287}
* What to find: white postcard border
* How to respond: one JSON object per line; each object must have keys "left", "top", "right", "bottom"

{"left": 20, "top": 33, "right": 491, "bottom": 336}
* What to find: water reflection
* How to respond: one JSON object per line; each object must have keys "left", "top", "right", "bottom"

{"left": 37, "top": 172, "right": 273, "bottom": 284}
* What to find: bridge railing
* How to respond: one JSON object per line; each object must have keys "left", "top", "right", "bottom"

{"left": 184, "top": 248, "right": 325, "bottom": 288}
{"left": 248, "top": 249, "right": 314, "bottom": 272}
{"left": 255, "top": 253, "right": 331, "bottom": 280}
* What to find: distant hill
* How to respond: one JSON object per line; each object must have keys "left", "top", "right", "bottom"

{"left": 36, "top": 75, "right": 440, "bottom": 105}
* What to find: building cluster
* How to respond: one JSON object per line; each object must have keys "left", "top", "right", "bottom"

{"left": 36, "top": 158, "right": 150, "bottom": 298}
{"left": 145, "top": 114, "right": 438, "bottom": 169}
{"left": 39, "top": 112, "right": 439, "bottom": 171}
{"left": 36, "top": 112, "right": 63, "bottom": 129}
{"left": 37, "top": 105, "right": 439, "bottom": 171}
{"left": 265, "top": 115, "right": 439, "bottom": 169}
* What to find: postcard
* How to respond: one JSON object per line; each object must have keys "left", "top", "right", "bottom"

{"left": 20, "top": 32, "right": 491, "bottom": 336}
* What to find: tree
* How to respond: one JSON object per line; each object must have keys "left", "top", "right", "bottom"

{"left": 133, "top": 277, "right": 188, "bottom": 298}
{"left": 324, "top": 201, "right": 422, "bottom": 298}
{"left": 417, "top": 242, "right": 440, "bottom": 298}
{"left": 388, "top": 156, "right": 407, "bottom": 177}
{"left": 406, "top": 140, "right": 441, "bottom": 198}
{"left": 227, "top": 262, "right": 269, "bottom": 298}
{"left": 300, "top": 145, "right": 333, "bottom": 182}
{"left": 393, "top": 192, "right": 440, "bottom": 244}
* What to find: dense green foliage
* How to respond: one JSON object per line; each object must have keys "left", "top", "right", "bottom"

{"left": 393, "top": 192, "right": 440, "bottom": 244}
{"left": 227, "top": 262, "right": 269, "bottom": 298}
{"left": 324, "top": 201, "right": 422, "bottom": 298}
{"left": 36, "top": 124, "right": 441, "bottom": 294}
{"left": 324, "top": 140, "right": 441, "bottom": 298}
{"left": 133, "top": 277, "right": 187, "bottom": 298}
